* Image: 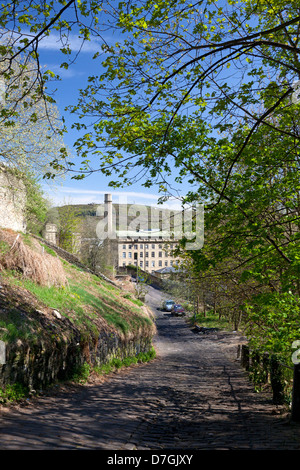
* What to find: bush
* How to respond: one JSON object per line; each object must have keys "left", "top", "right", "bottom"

{"left": 0, "top": 383, "right": 29, "bottom": 403}
{"left": 71, "top": 362, "right": 91, "bottom": 384}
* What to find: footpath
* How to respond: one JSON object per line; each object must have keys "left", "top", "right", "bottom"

{"left": 0, "top": 286, "right": 300, "bottom": 451}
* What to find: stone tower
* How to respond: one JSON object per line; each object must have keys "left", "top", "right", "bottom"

{"left": 42, "top": 223, "right": 58, "bottom": 245}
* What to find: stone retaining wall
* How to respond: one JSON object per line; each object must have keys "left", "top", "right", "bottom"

{"left": 0, "top": 325, "right": 153, "bottom": 391}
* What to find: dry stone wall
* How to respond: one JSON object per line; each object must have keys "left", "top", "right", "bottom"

{"left": 0, "top": 327, "right": 153, "bottom": 391}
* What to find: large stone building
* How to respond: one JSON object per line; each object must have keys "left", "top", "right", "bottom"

{"left": 117, "top": 238, "right": 179, "bottom": 273}
{"left": 102, "top": 193, "right": 181, "bottom": 274}
{"left": 42, "top": 193, "right": 181, "bottom": 275}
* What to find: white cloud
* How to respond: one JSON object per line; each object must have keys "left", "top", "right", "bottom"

{"left": 38, "top": 32, "right": 103, "bottom": 54}
{"left": 1, "top": 29, "right": 103, "bottom": 54}
{"left": 44, "top": 185, "right": 186, "bottom": 211}
{"left": 44, "top": 63, "right": 85, "bottom": 79}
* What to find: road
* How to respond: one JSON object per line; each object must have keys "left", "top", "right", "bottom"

{"left": 0, "top": 285, "right": 300, "bottom": 451}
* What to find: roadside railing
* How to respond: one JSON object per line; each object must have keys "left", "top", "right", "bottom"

{"left": 240, "top": 345, "right": 300, "bottom": 422}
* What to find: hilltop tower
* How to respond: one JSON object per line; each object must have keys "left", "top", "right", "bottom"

{"left": 104, "top": 193, "right": 113, "bottom": 237}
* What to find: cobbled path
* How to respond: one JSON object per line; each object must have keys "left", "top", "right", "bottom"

{"left": 1, "top": 286, "right": 300, "bottom": 450}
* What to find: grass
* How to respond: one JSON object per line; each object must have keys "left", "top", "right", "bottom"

{"left": 0, "top": 230, "right": 157, "bottom": 403}
{"left": 70, "top": 362, "right": 92, "bottom": 384}
{"left": 1, "top": 253, "right": 154, "bottom": 342}
{"left": 92, "top": 347, "right": 156, "bottom": 380}
{"left": 0, "top": 309, "right": 38, "bottom": 343}
{"left": 70, "top": 347, "right": 156, "bottom": 384}
{"left": 123, "top": 293, "right": 144, "bottom": 307}
{"left": 0, "top": 240, "right": 9, "bottom": 255}
{"left": 191, "top": 310, "right": 233, "bottom": 330}
{"left": 40, "top": 243, "right": 58, "bottom": 257}
{"left": 0, "top": 383, "right": 29, "bottom": 403}
{"left": 0, "top": 229, "right": 67, "bottom": 287}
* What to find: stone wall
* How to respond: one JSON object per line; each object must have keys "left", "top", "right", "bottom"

{"left": 0, "top": 167, "right": 26, "bottom": 232}
{"left": 0, "top": 326, "right": 153, "bottom": 391}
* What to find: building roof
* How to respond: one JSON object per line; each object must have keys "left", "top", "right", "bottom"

{"left": 116, "top": 229, "right": 177, "bottom": 240}
{"left": 154, "top": 266, "right": 182, "bottom": 274}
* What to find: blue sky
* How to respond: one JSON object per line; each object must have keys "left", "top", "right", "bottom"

{"left": 36, "top": 29, "right": 188, "bottom": 211}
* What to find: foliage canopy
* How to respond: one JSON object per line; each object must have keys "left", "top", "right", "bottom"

{"left": 0, "top": 0, "right": 300, "bottom": 360}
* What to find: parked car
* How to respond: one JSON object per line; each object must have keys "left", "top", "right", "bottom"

{"left": 162, "top": 300, "right": 175, "bottom": 311}
{"left": 171, "top": 304, "right": 185, "bottom": 316}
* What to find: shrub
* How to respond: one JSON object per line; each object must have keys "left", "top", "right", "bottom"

{"left": 71, "top": 362, "right": 91, "bottom": 384}
{"left": 0, "top": 383, "right": 29, "bottom": 403}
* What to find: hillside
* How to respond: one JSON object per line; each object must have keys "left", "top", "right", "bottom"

{"left": 47, "top": 202, "right": 180, "bottom": 234}
{"left": 0, "top": 228, "right": 156, "bottom": 395}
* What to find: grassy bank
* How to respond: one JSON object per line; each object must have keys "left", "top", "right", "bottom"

{"left": 0, "top": 229, "right": 155, "bottom": 345}
{"left": 189, "top": 309, "right": 233, "bottom": 331}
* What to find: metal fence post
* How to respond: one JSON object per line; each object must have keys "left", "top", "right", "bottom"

{"left": 270, "top": 355, "right": 285, "bottom": 405}
{"left": 241, "top": 345, "right": 249, "bottom": 370}
{"left": 291, "top": 364, "right": 300, "bottom": 422}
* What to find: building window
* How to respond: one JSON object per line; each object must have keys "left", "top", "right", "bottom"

{"left": 134, "top": 252, "right": 138, "bottom": 260}
{"left": 151, "top": 261, "right": 155, "bottom": 267}
{"left": 158, "top": 251, "right": 162, "bottom": 257}
{"left": 145, "top": 244, "right": 148, "bottom": 249}
{"left": 134, "top": 244, "right": 138, "bottom": 249}
{"left": 170, "top": 261, "right": 173, "bottom": 266}
{"left": 122, "top": 252, "right": 126, "bottom": 258}
{"left": 145, "top": 251, "right": 149, "bottom": 257}
{"left": 140, "top": 252, "right": 143, "bottom": 257}
{"left": 159, "top": 244, "right": 162, "bottom": 249}
{"left": 140, "top": 261, "right": 143, "bottom": 267}
{"left": 165, "top": 261, "right": 168, "bottom": 266}
{"left": 123, "top": 244, "right": 126, "bottom": 249}
{"left": 128, "top": 244, "right": 132, "bottom": 249}
{"left": 145, "top": 261, "right": 149, "bottom": 267}
{"left": 128, "top": 252, "right": 132, "bottom": 258}
{"left": 123, "top": 262, "right": 126, "bottom": 267}
{"left": 134, "top": 261, "right": 137, "bottom": 266}
{"left": 152, "top": 244, "right": 155, "bottom": 249}
{"left": 140, "top": 244, "right": 143, "bottom": 249}
{"left": 159, "top": 260, "right": 162, "bottom": 267}
{"left": 151, "top": 252, "right": 155, "bottom": 257}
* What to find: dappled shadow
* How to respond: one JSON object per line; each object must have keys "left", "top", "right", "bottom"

{"left": 1, "top": 285, "right": 299, "bottom": 450}
{"left": 0, "top": 355, "right": 297, "bottom": 450}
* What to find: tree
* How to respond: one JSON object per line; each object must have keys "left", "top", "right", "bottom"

{"left": 172, "top": 115, "right": 300, "bottom": 356}
{"left": 1, "top": 1, "right": 299, "bottom": 358}
{"left": 63, "top": 0, "right": 300, "bottom": 183}
{"left": 23, "top": 172, "right": 50, "bottom": 235}
{"left": 0, "top": 1, "right": 299, "bottom": 182}
{"left": 0, "top": 52, "right": 67, "bottom": 178}
{"left": 2, "top": 2, "right": 298, "bottom": 263}
{"left": 48, "top": 203, "right": 82, "bottom": 254}
{"left": 134, "top": 266, "right": 150, "bottom": 300}
{"left": 58, "top": 206, "right": 82, "bottom": 254}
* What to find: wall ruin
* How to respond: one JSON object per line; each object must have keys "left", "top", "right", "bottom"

{"left": 0, "top": 167, "right": 26, "bottom": 233}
